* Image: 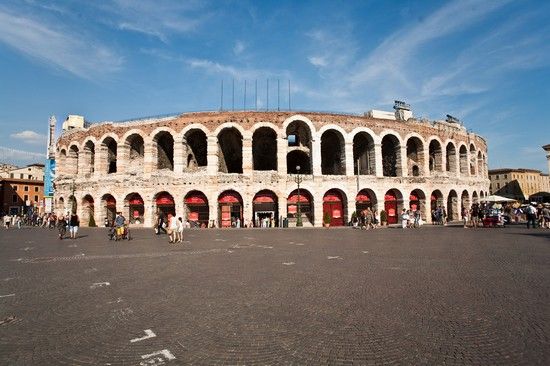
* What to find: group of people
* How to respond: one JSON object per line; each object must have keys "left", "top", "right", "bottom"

{"left": 400, "top": 209, "right": 423, "bottom": 228}
{"left": 353, "top": 207, "right": 379, "bottom": 229}
{"left": 106, "top": 212, "right": 131, "bottom": 241}
{"left": 461, "top": 203, "right": 487, "bottom": 228}
{"left": 523, "top": 203, "right": 550, "bottom": 229}
{"left": 56, "top": 213, "right": 80, "bottom": 239}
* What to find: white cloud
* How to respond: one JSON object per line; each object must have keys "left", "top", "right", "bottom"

{"left": 0, "top": 8, "right": 123, "bottom": 79}
{"left": 186, "top": 58, "right": 289, "bottom": 80}
{"left": 10, "top": 130, "right": 47, "bottom": 145}
{"left": 0, "top": 146, "right": 43, "bottom": 164}
{"left": 233, "top": 41, "right": 246, "bottom": 55}
{"left": 308, "top": 56, "right": 327, "bottom": 67}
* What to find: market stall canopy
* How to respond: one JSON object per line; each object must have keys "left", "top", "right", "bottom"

{"left": 481, "top": 195, "right": 516, "bottom": 203}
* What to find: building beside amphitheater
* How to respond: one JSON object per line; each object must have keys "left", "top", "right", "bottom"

{"left": 53, "top": 106, "right": 490, "bottom": 227}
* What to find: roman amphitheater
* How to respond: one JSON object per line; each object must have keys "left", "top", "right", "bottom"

{"left": 54, "top": 106, "right": 490, "bottom": 227}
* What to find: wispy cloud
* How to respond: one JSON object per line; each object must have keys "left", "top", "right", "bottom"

{"left": 186, "top": 58, "right": 289, "bottom": 80}
{"left": 233, "top": 41, "right": 246, "bottom": 55}
{"left": 0, "top": 8, "right": 123, "bottom": 80}
{"left": 0, "top": 146, "right": 43, "bottom": 164}
{"left": 10, "top": 130, "right": 47, "bottom": 145}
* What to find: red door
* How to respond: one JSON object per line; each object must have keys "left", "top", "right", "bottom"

{"left": 323, "top": 190, "right": 344, "bottom": 226}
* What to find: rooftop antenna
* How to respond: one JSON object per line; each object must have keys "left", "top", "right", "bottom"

{"left": 244, "top": 80, "right": 247, "bottom": 110}
{"left": 255, "top": 80, "right": 258, "bottom": 111}
{"left": 266, "top": 79, "right": 269, "bottom": 111}
{"left": 277, "top": 79, "right": 280, "bottom": 111}
{"left": 232, "top": 78, "right": 235, "bottom": 111}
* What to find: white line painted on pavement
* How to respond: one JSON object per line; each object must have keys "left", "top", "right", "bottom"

{"left": 140, "top": 349, "right": 176, "bottom": 364}
{"left": 130, "top": 329, "right": 156, "bottom": 343}
{"left": 362, "top": 251, "right": 369, "bottom": 254}
{"left": 282, "top": 262, "right": 295, "bottom": 266}
{"left": 0, "top": 293, "right": 15, "bottom": 298}
{"left": 327, "top": 256, "right": 343, "bottom": 260}
{"left": 90, "top": 282, "right": 110, "bottom": 289}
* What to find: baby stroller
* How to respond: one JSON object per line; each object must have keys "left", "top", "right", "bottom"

{"left": 114, "top": 225, "right": 132, "bottom": 241}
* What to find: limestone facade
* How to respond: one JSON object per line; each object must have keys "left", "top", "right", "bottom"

{"left": 54, "top": 111, "right": 490, "bottom": 227}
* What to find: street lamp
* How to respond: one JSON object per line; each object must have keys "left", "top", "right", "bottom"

{"left": 294, "top": 165, "right": 303, "bottom": 227}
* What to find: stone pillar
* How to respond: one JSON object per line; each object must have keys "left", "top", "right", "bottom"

{"left": 144, "top": 201, "right": 154, "bottom": 227}
{"left": 97, "top": 145, "right": 107, "bottom": 175}
{"left": 175, "top": 199, "right": 185, "bottom": 220}
{"left": 374, "top": 143, "right": 383, "bottom": 177}
{"left": 441, "top": 150, "right": 447, "bottom": 176}
{"left": 313, "top": 193, "right": 323, "bottom": 227}
{"left": 243, "top": 198, "right": 253, "bottom": 227}
{"left": 242, "top": 136, "right": 253, "bottom": 176}
{"left": 347, "top": 199, "right": 356, "bottom": 219}
{"left": 208, "top": 201, "right": 218, "bottom": 228}
{"left": 143, "top": 141, "right": 155, "bottom": 176}
{"left": 207, "top": 136, "right": 219, "bottom": 175}
{"left": 117, "top": 144, "right": 129, "bottom": 174}
{"left": 173, "top": 139, "right": 185, "bottom": 175}
{"left": 400, "top": 146, "right": 408, "bottom": 177}
{"left": 423, "top": 145, "right": 430, "bottom": 177}
{"left": 345, "top": 141, "right": 354, "bottom": 176}
{"left": 277, "top": 138, "right": 287, "bottom": 175}
{"left": 279, "top": 196, "right": 287, "bottom": 226}
{"left": 312, "top": 139, "right": 322, "bottom": 176}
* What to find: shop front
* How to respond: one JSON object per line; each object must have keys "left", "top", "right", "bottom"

{"left": 155, "top": 192, "right": 175, "bottom": 217}
{"left": 287, "top": 189, "right": 313, "bottom": 226}
{"left": 185, "top": 191, "right": 209, "bottom": 227}
{"left": 103, "top": 195, "right": 116, "bottom": 224}
{"left": 252, "top": 190, "right": 278, "bottom": 227}
{"left": 323, "top": 189, "right": 345, "bottom": 226}
{"left": 384, "top": 190, "right": 399, "bottom": 224}
{"left": 218, "top": 191, "right": 243, "bottom": 228}
{"left": 127, "top": 194, "right": 144, "bottom": 224}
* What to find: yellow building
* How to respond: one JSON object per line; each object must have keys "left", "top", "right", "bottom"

{"left": 489, "top": 168, "right": 550, "bottom": 201}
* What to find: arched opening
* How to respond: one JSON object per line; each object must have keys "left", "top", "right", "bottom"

{"left": 429, "top": 140, "right": 443, "bottom": 173}
{"left": 252, "top": 190, "right": 278, "bottom": 227}
{"left": 287, "top": 151, "right": 311, "bottom": 174}
{"left": 356, "top": 189, "right": 377, "bottom": 214}
{"left": 57, "top": 197, "right": 65, "bottom": 213}
{"left": 321, "top": 130, "right": 346, "bottom": 175}
{"left": 472, "top": 191, "right": 478, "bottom": 204}
{"left": 125, "top": 134, "right": 145, "bottom": 173}
{"left": 101, "top": 194, "right": 117, "bottom": 224}
{"left": 323, "top": 189, "right": 347, "bottom": 226}
{"left": 353, "top": 132, "right": 375, "bottom": 175}
{"left": 125, "top": 193, "right": 144, "bottom": 225}
{"left": 218, "top": 190, "right": 243, "bottom": 228}
{"left": 430, "top": 190, "right": 444, "bottom": 222}
{"left": 480, "top": 191, "right": 485, "bottom": 199}
{"left": 68, "top": 195, "right": 77, "bottom": 215}
{"left": 287, "top": 189, "right": 313, "bottom": 226}
{"left": 81, "top": 195, "right": 94, "bottom": 226}
{"left": 154, "top": 132, "right": 174, "bottom": 171}
{"left": 381, "top": 134, "right": 401, "bottom": 177}
{"left": 68, "top": 145, "right": 79, "bottom": 175}
{"left": 83, "top": 141, "right": 95, "bottom": 175}
{"left": 469, "top": 144, "right": 476, "bottom": 175}
{"left": 253, "top": 127, "right": 277, "bottom": 171}
{"left": 154, "top": 191, "right": 175, "bottom": 218}
{"left": 446, "top": 142, "right": 456, "bottom": 173}
{"left": 384, "top": 189, "right": 403, "bottom": 224}
{"left": 218, "top": 128, "right": 243, "bottom": 173}
{"left": 406, "top": 137, "right": 424, "bottom": 177}
{"left": 461, "top": 190, "right": 470, "bottom": 213}
{"left": 409, "top": 189, "right": 426, "bottom": 219}
{"left": 184, "top": 190, "right": 209, "bottom": 227}
{"left": 59, "top": 149, "right": 67, "bottom": 176}
{"left": 459, "top": 145, "right": 468, "bottom": 175}
{"left": 447, "top": 190, "right": 459, "bottom": 221}
{"left": 184, "top": 129, "right": 207, "bottom": 169}
{"left": 286, "top": 120, "right": 312, "bottom": 174}
{"left": 102, "top": 137, "right": 118, "bottom": 174}
{"left": 477, "top": 151, "right": 483, "bottom": 177}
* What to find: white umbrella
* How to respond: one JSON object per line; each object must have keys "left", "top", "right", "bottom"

{"left": 481, "top": 195, "right": 516, "bottom": 203}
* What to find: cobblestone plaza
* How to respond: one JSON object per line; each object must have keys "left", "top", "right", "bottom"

{"left": 0, "top": 227, "right": 548, "bottom": 365}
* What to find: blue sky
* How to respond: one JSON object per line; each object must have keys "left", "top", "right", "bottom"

{"left": 0, "top": 0, "right": 549, "bottom": 171}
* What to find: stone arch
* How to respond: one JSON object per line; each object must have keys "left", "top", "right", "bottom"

{"left": 286, "top": 119, "right": 313, "bottom": 174}
{"left": 461, "top": 190, "right": 470, "bottom": 213}
{"left": 287, "top": 188, "right": 314, "bottom": 227}
{"left": 68, "top": 144, "right": 79, "bottom": 175}
{"left": 323, "top": 188, "right": 348, "bottom": 226}
{"left": 459, "top": 144, "right": 468, "bottom": 175}
{"left": 249, "top": 122, "right": 282, "bottom": 138}
{"left": 253, "top": 127, "right": 277, "bottom": 171}
{"left": 428, "top": 138, "right": 443, "bottom": 173}
{"left": 101, "top": 135, "right": 118, "bottom": 174}
{"left": 477, "top": 151, "right": 483, "bottom": 177}
{"left": 469, "top": 144, "right": 477, "bottom": 175}
{"left": 101, "top": 193, "right": 117, "bottom": 223}
{"left": 353, "top": 131, "right": 375, "bottom": 175}
{"left": 384, "top": 189, "right": 403, "bottom": 224}
{"left": 447, "top": 190, "right": 459, "bottom": 221}
{"left": 381, "top": 133, "right": 402, "bottom": 177}
{"left": 356, "top": 189, "right": 378, "bottom": 216}
{"left": 472, "top": 191, "right": 478, "bottom": 204}
{"left": 81, "top": 194, "right": 95, "bottom": 226}
{"left": 154, "top": 191, "right": 176, "bottom": 218}
{"left": 124, "top": 133, "right": 145, "bottom": 173}
{"left": 213, "top": 122, "right": 246, "bottom": 138}
{"left": 152, "top": 131, "right": 174, "bottom": 171}
{"left": 445, "top": 141, "right": 457, "bottom": 173}
{"left": 82, "top": 140, "right": 95, "bottom": 175}
{"left": 406, "top": 136, "right": 425, "bottom": 177}
{"left": 321, "top": 129, "right": 346, "bottom": 175}
{"left": 218, "top": 127, "right": 243, "bottom": 173}
{"left": 430, "top": 189, "right": 445, "bottom": 213}
{"left": 58, "top": 148, "right": 67, "bottom": 176}
{"left": 57, "top": 196, "right": 65, "bottom": 213}
{"left": 184, "top": 129, "right": 207, "bottom": 168}
{"left": 218, "top": 190, "right": 244, "bottom": 228}
{"left": 124, "top": 192, "right": 145, "bottom": 225}
{"left": 184, "top": 190, "right": 209, "bottom": 227}
{"left": 252, "top": 189, "right": 279, "bottom": 227}
{"left": 282, "top": 115, "right": 316, "bottom": 136}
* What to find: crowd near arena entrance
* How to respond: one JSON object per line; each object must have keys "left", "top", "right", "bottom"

{"left": 185, "top": 191, "right": 209, "bottom": 227}
{"left": 218, "top": 190, "right": 243, "bottom": 228}
{"left": 252, "top": 190, "right": 278, "bottom": 227}
{"left": 323, "top": 189, "right": 346, "bottom": 226}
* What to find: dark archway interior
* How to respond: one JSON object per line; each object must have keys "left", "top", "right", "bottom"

{"left": 253, "top": 127, "right": 277, "bottom": 171}
{"left": 459, "top": 146, "right": 468, "bottom": 174}
{"left": 84, "top": 141, "right": 95, "bottom": 173}
{"left": 185, "top": 130, "right": 207, "bottom": 167}
{"left": 429, "top": 140, "right": 442, "bottom": 172}
{"left": 446, "top": 143, "right": 456, "bottom": 172}
{"left": 128, "top": 135, "right": 144, "bottom": 161}
{"left": 321, "top": 130, "right": 345, "bottom": 175}
{"left": 406, "top": 138, "right": 423, "bottom": 176}
{"left": 382, "top": 135, "right": 400, "bottom": 177}
{"left": 218, "top": 128, "right": 243, "bottom": 173}
{"left": 155, "top": 132, "right": 174, "bottom": 171}
{"left": 353, "top": 133, "right": 375, "bottom": 175}
{"left": 104, "top": 137, "right": 117, "bottom": 174}
{"left": 287, "top": 150, "right": 311, "bottom": 174}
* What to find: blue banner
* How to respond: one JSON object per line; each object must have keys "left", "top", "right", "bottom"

{"left": 44, "top": 158, "right": 56, "bottom": 197}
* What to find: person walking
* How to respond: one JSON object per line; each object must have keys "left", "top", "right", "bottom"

{"left": 167, "top": 214, "right": 177, "bottom": 243}
{"left": 461, "top": 206, "right": 469, "bottom": 228}
{"left": 57, "top": 215, "right": 67, "bottom": 240}
{"left": 526, "top": 204, "right": 537, "bottom": 229}
{"left": 176, "top": 217, "right": 184, "bottom": 243}
{"left": 69, "top": 212, "right": 80, "bottom": 239}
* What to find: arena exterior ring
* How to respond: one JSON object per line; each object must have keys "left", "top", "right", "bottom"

{"left": 54, "top": 109, "right": 490, "bottom": 228}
